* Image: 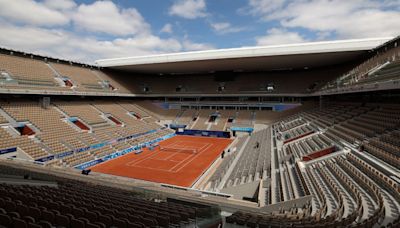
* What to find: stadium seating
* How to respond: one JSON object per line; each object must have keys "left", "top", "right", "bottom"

{"left": 0, "top": 49, "right": 347, "bottom": 96}
{"left": 0, "top": 51, "right": 133, "bottom": 95}
{"left": 50, "top": 63, "right": 105, "bottom": 91}
{"left": 55, "top": 101, "right": 108, "bottom": 126}
{"left": 0, "top": 99, "right": 174, "bottom": 167}
{"left": 0, "top": 164, "right": 219, "bottom": 228}
{"left": 207, "top": 135, "right": 249, "bottom": 191}
{"left": 0, "top": 114, "right": 7, "bottom": 124}
{"left": 0, "top": 128, "right": 48, "bottom": 159}
{"left": 191, "top": 110, "right": 213, "bottom": 130}
{"left": 93, "top": 70, "right": 131, "bottom": 93}
{"left": 224, "top": 128, "right": 271, "bottom": 188}
{"left": 173, "top": 108, "right": 197, "bottom": 126}
{"left": 322, "top": 40, "right": 400, "bottom": 91}
{"left": 1, "top": 37, "right": 400, "bottom": 228}
{"left": 1, "top": 96, "right": 399, "bottom": 227}
{"left": 225, "top": 151, "right": 400, "bottom": 227}
{"left": 220, "top": 101, "right": 399, "bottom": 226}
{"left": 0, "top": 54, "right": 58, "bottom": 87}
{"left": 284, "top": 134, "right": 336, "bottom": 160}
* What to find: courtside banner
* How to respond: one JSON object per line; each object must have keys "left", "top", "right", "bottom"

{"left": 35, "top": 155, "right": 55, "bottom": 163}
{"left": 230, "top": 127, "right": 254, "bottom": 133}
{"left": 74, "top": 133, "right": 176, "bottom": 170}
{"left": 0, "top": 147, "right": 17, "bottom": 155}
{"left": 90, "top": 142, "right": 107, "bottom": 150}
{"left": 76, "top": 159, "right": 102, "bottom": 170}
{"left": 176, "top": 129, "right": 230, "bottom": 138}
{"left": 76, "top": 147, "right": 90, "bottom": 153}
{"left": 55, "top": 151, "right": 73, "bottom": 159}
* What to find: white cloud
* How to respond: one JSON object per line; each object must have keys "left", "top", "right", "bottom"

{"left": 44, "top": 0, "right": 77, "bottom": 11}
{"left": 0, "top": 0, "right": 70, "bottom": 26}
{"left": 0, "top": 23, "right": 66, "bottom": 50}
{"left": 182, "top": 39, "right": 214, "bottom": 51}
{"left": 278, "top": 0, "right": 399, "bottom": 38}
{"left": 210, "top": 22, "right": 245, "bottom": 34}
{"left": 0, "top": 23, "right": 212, "bottom": 63}
{"left": 113, "top": 35, "right": 182, "bottom": 53}
{"left": 242, "top": 0, "right": 287, "bottom": 16}
{"left": 246, "top": 0, "right": 400, "bottom": 39}
{"left": 73, "top": 0, "right": 150, "bottom": 36}
{"left": 160, "top": 23, "right": 173, "bottom": 34}
{"left": 0, "top": 0, "right": 215, "bottom": 63}
{"left": 169, "top": 0, "right": 207, "bottom": 19}
{"left": 256, "top": 28, "right": 307, "bottom": 46}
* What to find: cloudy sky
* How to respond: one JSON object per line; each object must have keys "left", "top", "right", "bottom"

{"left": 0, "top": 0, "right": 399, "bottom": 64}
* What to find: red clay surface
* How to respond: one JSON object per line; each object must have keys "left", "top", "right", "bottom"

{"left": 91, "top": 135, "right": 232, "bottom": 187}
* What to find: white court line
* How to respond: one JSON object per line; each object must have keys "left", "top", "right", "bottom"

{"left": 126, "top": 140, "right": 193, "bottom": 167}
{"left": 161, "top": 144, "right": 199, "bottom": 164}
{"left": 125, "top": 150, "right": 162, "bottom": 166}
{"left": 126, "top": 140, "right": 184, "bottom": 166}
{"left": 158, "top": 141, "right": 207, "bottom": 162}
{"left": 161, "top": 150, "right": 182, "bottom": 161}
{"left": 133, "top": 163, "right": 180, "bottom": 172}
{"left": 171, "top": 143, "right": 213, "bottom": 173}
{"left": 170, "top": 143, "right": 213, "bottom": 173}
{"left": 125, "top": 139, "right": 215, "bottom": 174}
{"left": 162, "top": 142, "right": 210, "bottom": 172}
{"left": 197, "top": 143, "right": 210, "bottom": 152}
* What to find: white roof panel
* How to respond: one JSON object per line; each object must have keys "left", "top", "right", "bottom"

{"left": 96, "top": 37, "right": 392, "bottom": 73}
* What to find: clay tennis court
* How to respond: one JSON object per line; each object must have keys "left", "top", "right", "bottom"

{"left": 91, "top": 135, "right": 232, "bottom": 187}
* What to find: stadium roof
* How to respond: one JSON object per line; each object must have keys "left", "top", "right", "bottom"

{"left": 96, "top": 37, "right": 392, "bottom": 74}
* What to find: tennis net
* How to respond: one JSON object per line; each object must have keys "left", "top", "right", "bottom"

{"left": 159, "top": 146, "right": 198, "bottom": 154}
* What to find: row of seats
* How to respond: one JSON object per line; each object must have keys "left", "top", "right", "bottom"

{"left": 225, "top": 152, "right": 399, "bottom": 227}
{"left": 0, "top": 53, "right": 131, "bottom": 94}
{"left": 0, "top": 50, "right": 343, "bottom": 96}
{"left": 173, "top": 109, "right": 196, "bottom": 126}
{"left": 0, "top": 99, "right": 173, "bottom": 167}
{"left": 280, "top": 125, "right": 314, "bottom": 142}
{"left": 267, "top": 102, "right": 399, "bottom": 227}
{"left": 0, "top": 54, "right": 56, "bottom": 86}
{"left": 139, "top": 100, "right": 313, "bottom": 129}
{"left": 283, "top": 134, "right": 335, "bottom": 159}
{"left": 0, "top": 164, "right": 218, "bottom": 228}
{"left": 0, "top": 128, "right": 48, "bottom": 159}
{"left": 55, "top": 102, "right": 108, "bottom": 125}
{"left": 0, "top": 114, "right": 7, "bottom": 124}
{"left": 210, "top": 110, "right": 235, "bottom": 131}
{"left": 277, "top": 118, "right": 306, "bottom": 132}
{"left": 224, "top": 128, "right": 271, "bottom": 188}
{"left": 128, "top": 67, "right": 343, "bottom": 95}
{"left": 191, "top": 110, "right": 210, "bottom": 130}
{"left": 360, "top": 60, "right": 400, "bottom": 85}
{"left": 322, "top": 39, "right": 400, "bottom": 90}
{"left": 206, "top": 135, "right": 248, "bottom": 191}
{"left": 51, "top": 63, "right": 104, "bottom": 91}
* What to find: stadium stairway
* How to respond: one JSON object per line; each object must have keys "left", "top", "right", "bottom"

{"left": 216, "top": 135, "right": 251, "bottom": 190}
{"left": 0, "top": 107, "right": 18, "bottom": 126}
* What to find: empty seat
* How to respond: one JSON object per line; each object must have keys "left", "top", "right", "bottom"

{"left": 0, "top": 214, "right": 12, "bottom": 227}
